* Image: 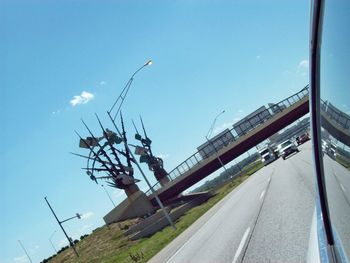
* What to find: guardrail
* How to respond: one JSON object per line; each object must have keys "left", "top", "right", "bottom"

{"left": 145, "top": 85, "right": 310, "bottom": 195}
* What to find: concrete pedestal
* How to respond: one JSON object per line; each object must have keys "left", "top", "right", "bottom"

{"left": 103, "top": 190, "right": 156, "bottom": 224}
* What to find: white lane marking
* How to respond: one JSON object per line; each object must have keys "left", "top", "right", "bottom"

{"left": 165, "top": 212, "right": 216, "bottom": 263}
{"left": 165, "top": 230, "right": 199, "bottom": 263}
{"left": 340, "top": 183, "right": 346, "bottom": 192}
{"left": 259, "top": 190, "right": 266, "bottom": 200}
{"left": 232, "top": 227, "right": 251, "bottom": 263}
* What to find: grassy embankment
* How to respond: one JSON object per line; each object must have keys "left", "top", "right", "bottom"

{"left": 48, "top": 161, "right": 264, "bottom": 263}
{"left": 336, "top": 154, "right": 350, "bottom": 170}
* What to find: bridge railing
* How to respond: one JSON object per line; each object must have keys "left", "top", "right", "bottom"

{"left": 321, "top": 100, "right": 350, "bottom": 131}
{"left": 145, "top": 85, "right": 310, "bottom": 195}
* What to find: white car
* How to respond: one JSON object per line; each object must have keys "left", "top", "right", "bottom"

{"left": 278, "top": 140, "right": 299, "bottom": 160}
{"left": 258, "top": 147, "right": 277, "bottom": 166}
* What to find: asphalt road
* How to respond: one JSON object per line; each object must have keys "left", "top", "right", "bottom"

{"left": 148, "top": 142, "right": 316, "bottom": 263}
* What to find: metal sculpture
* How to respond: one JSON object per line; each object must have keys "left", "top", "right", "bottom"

{"left": 131, "top": 116, "right": 170, "bottom": 186}
{"left": 72, "top": 114, "right": 141, "bottom": 197}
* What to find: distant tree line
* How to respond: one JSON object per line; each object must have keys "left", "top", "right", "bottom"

{"left": 39, "top": 234, "right": 89, "bottom": 263}
{"left": 191, "top": 152, "right": 260, "bottom": 193}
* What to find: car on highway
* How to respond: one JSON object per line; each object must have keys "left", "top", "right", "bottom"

{"left": 278, "top": 140, "right": 299, "bottom": 160}
{"left": 327, "top": 142, "right": 337, "bottom": 160}
{"left": 296, "top": 133, "right": 310, "bottom": 145}
{"left": 258, "top": 146, "right": 277, "bottom": 166}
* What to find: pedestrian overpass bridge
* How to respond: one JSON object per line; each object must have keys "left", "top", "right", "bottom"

{"left": 147, "top": 86, "right": 350, "bottom": 205}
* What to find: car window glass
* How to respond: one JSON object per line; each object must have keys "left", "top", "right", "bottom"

{"left": 320, "top": 1, "right": 350, "bottom": 260}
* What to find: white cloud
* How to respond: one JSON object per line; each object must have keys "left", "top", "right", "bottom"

{"left": 238, "top": 109, "right": 244, "bottom": 114}
{"left": 81, "top": 211, "right": 94, "bottom": 220}
{"left": 70, "top": 91, "right": 94, "bottom": 106}
{"left": 297, "top": 59, "right": 309, "bottom": 76}
{"left": 256, "top": 55, "right": 261, "bottom": 59}
{"left": 14, "top": 255, "right": 29, "bottom": 263}
{"left": 51, "top": 109, "right": 61, "bottom": 116}
{"left": 14, "top": 244, "right": 39, "bottom": 262}
{"left": 298, "top": 59, "right": 309, "bottom": 69}
{"left": 82, "top": 224, "right": 93, "bottom": 230}
{"left": 99, "top": 81, "right": 106, "bottom": 85}
{"left": 212, "top": 122, "right": 233, "bottom": 136}
{"left": 58, "top": 239, "right": 69, "bottom": 248}
{"left": 112, "top": 189, "right": 125, "bottom": 199}
{"left": 156, "top": 153, "right": 170, "bottom": 159}
{"left": 28, "top": 245, "right": 39, "bottom": 254}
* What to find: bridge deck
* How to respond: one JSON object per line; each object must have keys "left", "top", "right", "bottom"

{"left": 148, "top": 95, "right": 309, "bottom": 204}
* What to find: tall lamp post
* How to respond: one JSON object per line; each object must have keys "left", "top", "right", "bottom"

{"left": 107, "top": 60, "right": 176, "bottom": 230}
{"left": 44, "top": 197, "right": 81, "bottom": 258}
{"left": 205, "top": 110, "right": 227, "bottom": 171}
{"left": 49, "top": 230, "right": 57, "bottom": 253}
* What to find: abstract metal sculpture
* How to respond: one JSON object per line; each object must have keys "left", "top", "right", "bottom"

{"left": 131, "top": 116, "right": 170, "bottom": 186}
{"left": 72, "top": 114, "right": 140, "bottom": 197}
{"left": 72, "top": 60, "right": 175, "bottom": 228}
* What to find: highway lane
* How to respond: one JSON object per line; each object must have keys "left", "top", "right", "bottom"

{"left": 148, "top": 141, "right": 315, "bottom": 263}
{"left": 243, "top": 142, "right": 315, "bottom": 262}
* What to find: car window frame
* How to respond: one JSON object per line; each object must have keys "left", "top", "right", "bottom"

{"left": 309, "top": 0, "right": 339, "bottom": 260}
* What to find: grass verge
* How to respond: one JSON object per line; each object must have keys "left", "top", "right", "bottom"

{"left": 47, "top": 161, "right": 263, "bottom": 263}
{"left": 336, "top": 154, "right": 350, "bottom": 170}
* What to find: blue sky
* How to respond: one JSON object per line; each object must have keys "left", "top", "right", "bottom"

{"left": 1, "top": 1, "right": 310, "bottom": 262}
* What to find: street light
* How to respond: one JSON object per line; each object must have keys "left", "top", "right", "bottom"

{"left": 205, "top": 110, "right": 227, "bottom": 171}
{"left": 107, "top": 60, "right": 176, "bottom": 230}
{"left": 44, "top": 196, "right": 81, "bottom": 257}
{"left": 49, "top": 230, "right": 57, "bottom": 253}
{"left": 206, "top": 110, "right": 225, "bottom": 140}
{"left": 109, "top": 59, "right": 153, "bottom": 121}
{"left": 101, "top": 184, "right": 116, "bottom": 207}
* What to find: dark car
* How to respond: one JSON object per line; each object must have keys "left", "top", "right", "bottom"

{"left": 296, "top": 133, "right": 310, "bottom": 145}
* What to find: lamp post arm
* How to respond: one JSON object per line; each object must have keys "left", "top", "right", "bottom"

{"left": 60, "top": 215, "right": 80, "bottom": 224}
{"left": 206, "top": 110, "right": 225, "bottom": 139}
{"left": 109, "top": 60, "right": 152, "bottom": 119}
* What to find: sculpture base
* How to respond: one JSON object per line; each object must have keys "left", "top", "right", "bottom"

{"left": 103, "top": 190, "right": 156, "bottom": 224}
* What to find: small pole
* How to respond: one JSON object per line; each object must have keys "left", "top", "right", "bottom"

{"left": 49, "top": 231, "right": 57, "bottom": 253}
{"left": 44, "top": 197, "right": 79, "bottom": 257}
{"left": 18, "top": 240, "right": 33, "bottom": 263}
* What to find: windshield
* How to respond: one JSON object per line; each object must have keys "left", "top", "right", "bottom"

{"left": 280, "top": 141, "right": 292, "bottom": 148}
{"left": 260, "top": 149, "right": 270, "bottom": 155}
{"left": 2, "top": 2, "right": 324, "bottom": 263}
